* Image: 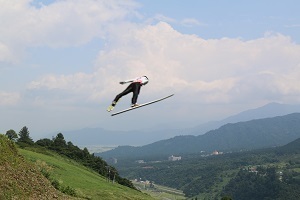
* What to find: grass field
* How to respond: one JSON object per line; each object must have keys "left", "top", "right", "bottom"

{"left": 19, "top": 148, "right": 154, "bottom": 200}
{"left": 133, "top": 180, "right": 186, "bottom": 200}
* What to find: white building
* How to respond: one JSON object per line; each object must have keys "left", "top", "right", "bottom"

{"left": 168, "top": 155, "right": 182, "bottom": 161}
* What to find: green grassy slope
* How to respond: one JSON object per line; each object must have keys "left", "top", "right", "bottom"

{"left": 0, "top": 134, "right": 154, "bottom": 200}
{"left": 19, "top": 147, "right": 154, "bottom": 200}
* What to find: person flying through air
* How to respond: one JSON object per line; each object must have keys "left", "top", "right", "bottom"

{"left": 107, "top": 76, "right": 149, "bottom": 112}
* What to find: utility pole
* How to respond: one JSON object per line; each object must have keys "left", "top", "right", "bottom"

{"left": 105, "top": 166, "right": 110, "bottom": 182}
{"left": 113, "top": 172, "right": 116, "bottom": 184}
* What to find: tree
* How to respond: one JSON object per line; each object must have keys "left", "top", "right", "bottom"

{"left": 83, "top": 147, "right": 90, "bottom": 158}
{"left": 36, "top": 138, "right": 53, "bottom": 147}
{"left": 18, "top": 126, "right": 34, "bottom": 145}
{"left": 53, "top": 133, "right": 67, "bottom": 147}
{"left": 6, "top": 129, "right": 18, "bottom": 141}
{"left": 51, "top": 133, "right": 68, "bottom": 155}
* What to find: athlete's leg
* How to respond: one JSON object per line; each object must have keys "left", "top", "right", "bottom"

{"left": 112, "top": 83, "right": 134, "bottom": 105}
{"left": 131, "top": 82, "right": 141, "bottom": 105}
{"left": 107, "top": 84, "right": 134, "bottom": 112}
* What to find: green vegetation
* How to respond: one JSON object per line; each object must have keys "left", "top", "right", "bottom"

{"left": 8, "top": 126, "right": 134, "bottom": 190}
{"left": 1, "top": 130, "right": 154, "bottom": 200}
{"left": 35, "top": 132, "right": 135, "bottom": 190}
{"left": 100, "top": 113, "right": 300, "bottom": 159}
{"left": 133, "top": 180, "right": 185, "bottom": 200}
{"left": 19, "top": 148, "right": 153, "bottom": 199}
{"left": 17, "top": 126, "right": 34, "bottom": 145}
{"left": 115, "top": 138, "right": 300, "bottom": 199}
{"left": 222, "top": 166, "right": 300, "bottom": 200}
{"left": 0, "top": 134, "right": 67, "bottom": 199}
{"left": 3, "top": 114, "right": 300, "bottom": 199}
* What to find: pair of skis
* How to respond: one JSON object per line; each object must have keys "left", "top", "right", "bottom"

{"left": 110, "top": 94, "right": 174, "bottom": 116}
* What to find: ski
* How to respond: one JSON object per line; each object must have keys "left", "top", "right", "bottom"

{"left": 111, "top": 94, "right": 174, "bottom": 116}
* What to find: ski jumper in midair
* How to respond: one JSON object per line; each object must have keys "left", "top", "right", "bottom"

{"left": 107, "top": 76, "right": 149, "bottom": 112}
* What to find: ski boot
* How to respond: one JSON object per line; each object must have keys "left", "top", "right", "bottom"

{"left": 107, "top": 101, "right": 117, "bottom": 112}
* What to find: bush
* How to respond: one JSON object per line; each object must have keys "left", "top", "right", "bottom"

{"left": 61, "top": 186, "right": 77, "bottom": 197}
{"left": 51, "top": 179, "right": 60, "bottom": 190}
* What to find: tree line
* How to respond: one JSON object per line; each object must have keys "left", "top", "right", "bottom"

{"left": 4, "top": 126, "right": 135, "bottom": 190}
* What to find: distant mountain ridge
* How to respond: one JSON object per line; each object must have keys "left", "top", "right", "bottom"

{"left": 99, "top": 113, "right": 300, "bottom": 159}
{"left": 62, "top": 102, "right": 300, "bottom": 146}
{"left": 190, "top": 102, "right": 300, "bottom": 135}
{"left": 278, "top": 137, "right": 300, "bottom": 154}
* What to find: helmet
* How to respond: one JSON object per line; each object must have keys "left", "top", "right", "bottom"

{"left": 141, "top": 76, "right": 149, "bottom": 85}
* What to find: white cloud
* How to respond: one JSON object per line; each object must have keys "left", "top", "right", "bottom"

{"left": 0, "top": 0, "right": 138, "bottom": 63}
{"left": 180, "top": 18, "right": 204, "bottom": 27}
{"left": 29, "top": 73, "right": 93, "bottom": 91}
{"left": 272, "top": 67, "right": 300, "bottom": 94}
{"left": 0, "top": 43, "right": 15, "bottom": 63}
{"left": 152, "top": 14, "right": 176, "bottom": 24}
{"left": 28, "top": 22, "right": 300, "bottom": 106}
{"left": 0, "top": 91, "right": 21, "bottom": 106}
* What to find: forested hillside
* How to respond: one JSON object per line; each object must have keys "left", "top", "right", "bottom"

{"left": 116, "top": 138, "right": 300, "bottom": 199}
{"left": 100, "top": 113, "right": 300, "bottom": 159}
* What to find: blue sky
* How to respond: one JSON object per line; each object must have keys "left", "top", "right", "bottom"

{"left": 1, "top": 0, "right": 300, "bottom": 140}
{"left": 138, "top": 1, "right": 300, "bottom": 41}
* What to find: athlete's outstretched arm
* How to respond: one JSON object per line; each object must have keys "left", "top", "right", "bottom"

{"left": 119, "top": 77, "right": 138, "bottom": 85}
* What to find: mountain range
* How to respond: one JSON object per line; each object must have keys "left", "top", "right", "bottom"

{"left": 61, "top": 102, "right": 300, "bottom": 146}
{"left": 99, "top": 113, "right": 300, "bottom": 159}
